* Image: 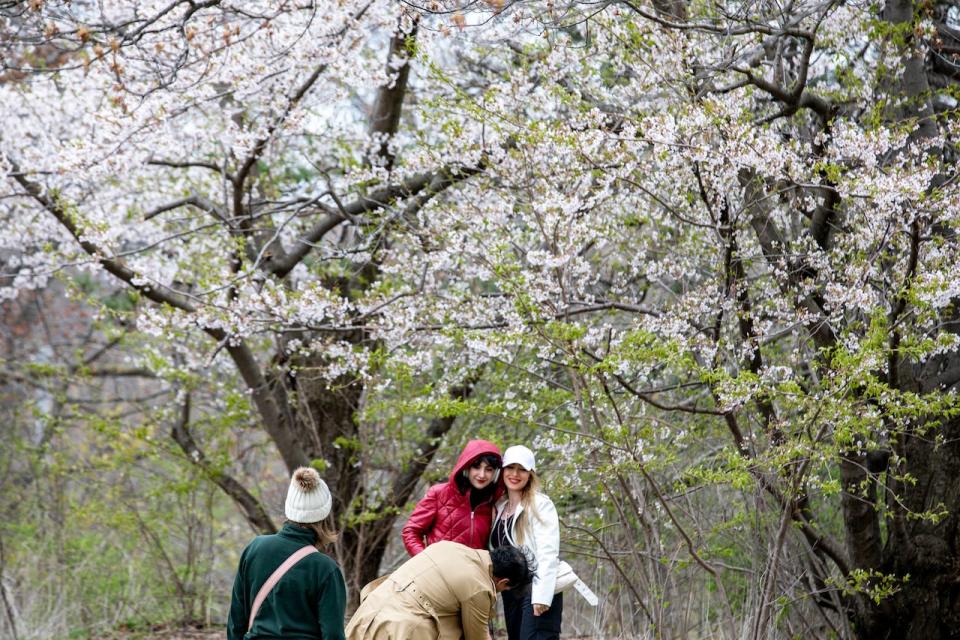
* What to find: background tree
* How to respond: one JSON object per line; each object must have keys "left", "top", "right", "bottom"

{"left": 1, "top": 0, "right": 485, "bottom": 605}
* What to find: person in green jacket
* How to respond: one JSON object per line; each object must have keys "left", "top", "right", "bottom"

{"left": 228, "top": 467, "right": 347, "bottom": 640}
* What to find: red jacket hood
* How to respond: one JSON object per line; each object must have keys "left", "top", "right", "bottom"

{"left": 448, "top": 439, "right": 502, "bottom": 482}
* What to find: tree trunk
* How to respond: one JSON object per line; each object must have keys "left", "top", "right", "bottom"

{"left": 277, "top": 354, "right": 477, "bottom": 606}
{"left": 847, "top": 427, "right": 960, "bottom": 638}
{"left": 843, "top": 340, "right": 960, "bottom": 639}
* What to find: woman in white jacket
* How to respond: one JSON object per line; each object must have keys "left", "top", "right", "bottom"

{"left": 490, "top": 445, "right": 563, "bottom": 640}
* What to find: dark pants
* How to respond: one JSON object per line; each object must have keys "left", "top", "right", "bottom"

{"left": 502, "top": 586, "right": 563, "bottom": 640}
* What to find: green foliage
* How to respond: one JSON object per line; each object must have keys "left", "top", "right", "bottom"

{"left": 832, "top": 569, "right": 909, "bottom": 605}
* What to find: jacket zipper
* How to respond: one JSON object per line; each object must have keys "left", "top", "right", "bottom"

{"left": 470, "top": 510, "right": 475, "bottom": 546}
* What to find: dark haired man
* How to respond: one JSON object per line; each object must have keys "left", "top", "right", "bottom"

{"left": 346, "top": 541, "right": 535, "bottom": 640}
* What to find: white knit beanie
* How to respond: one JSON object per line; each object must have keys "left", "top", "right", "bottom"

{"left": 284, "top": 467, "right": 332, "bottom": 523}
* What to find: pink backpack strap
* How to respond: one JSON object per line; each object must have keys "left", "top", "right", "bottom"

{"left": 248, "top": 545, "right": 319, "bottom": 632}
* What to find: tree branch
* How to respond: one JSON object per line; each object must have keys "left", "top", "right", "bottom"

{"left": 143, "top": 194, "right": 226, "bottom": 222}
{"left": 267, "top": 163, "right": 484, "bottom": 278}
{"left": 384, "top": 369, "right": 482, "bottom": 511}
{"left": 367, "top": 19, "right": 417, "bottom": 171}
{"left": 741, "top": 170, "right": 837, "bottom": 349}
{"left": 10, "top": 158, "right": 199, "bottom": 313}
{"left": 620, "top": 0, "right": 811, "bottom": 37}
{"left": 730, "top": 65, "right": 834, "bottom": 119}
{"left": 11, "top": 156, "right": 308, "bottom": 473}
{"left": 147, "top": 157, "right": 231, "bottom": 181}
{"left": 233, "top": 61, "right": 328, "bottom": 195}
{"left": 224, "top": 339, "right": 310, "bottom": 472}
{"left": 0, "top": 535, "right": 19, "bottom": 640}
{"left": 171, "top": 392, "right": 277, "bottom": 534}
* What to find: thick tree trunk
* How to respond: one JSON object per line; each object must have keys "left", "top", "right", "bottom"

{"left": 281, "top": 353, "right": 478, "bottom": 606}
{"left": 878, "top": 351, "right": 960, "bottom": 638}
{"left": 850, "top": 418, "right": 960, "bottom": 639}
{"left": 842, "top": 339, "right": 960, "bottom": 639}
{"left": 283, "top": 358, "right": 370, "bottom": 598}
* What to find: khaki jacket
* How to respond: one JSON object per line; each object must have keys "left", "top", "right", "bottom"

{"left": 345, "top": 541, "right": 496, "bottom": 640}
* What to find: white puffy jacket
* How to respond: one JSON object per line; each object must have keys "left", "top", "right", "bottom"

{"left": 491, "top": 492, "right": 560, "bottom": 606}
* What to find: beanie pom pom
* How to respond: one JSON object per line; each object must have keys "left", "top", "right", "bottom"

{"left": 293, "top": 467, "right": 321, "bottom": 492}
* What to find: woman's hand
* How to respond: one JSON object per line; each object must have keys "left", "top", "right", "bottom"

{"left": 532, "top": 604, "right": 550, "bottom": 616}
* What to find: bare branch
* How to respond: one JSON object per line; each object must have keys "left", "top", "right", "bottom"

{"left": 268, "top": 163, "right": 484, "bottom": 278}
{"left": 170, "top": 393, "right": 277, "bottom": 534}
{"left": 143, "top": 194, "right": 227, "bottom": 222}
{"left": 147, "top": 157, "right": 232, "bottom": 181}
{"left": 10, "top": 157, "right": 198, "bottom": 313}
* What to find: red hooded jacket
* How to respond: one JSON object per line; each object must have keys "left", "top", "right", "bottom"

{"left": 402, "top": 440, "right": 503, "bottom": 556}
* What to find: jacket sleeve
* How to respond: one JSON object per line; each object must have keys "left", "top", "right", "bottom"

{"left": 226, "top": 546, "right": 250, "bottom": 640}
{"left": 316, "top": 563, "right": 348, "bottom": 640}
{"left": 460, "top": 590, "right": 496, "bottom": 640}
{"left": 530, "top": 494, "right": 561, "bottom": 606}
{"left": 402, "top": 484, "right": 440, "bottom": 556}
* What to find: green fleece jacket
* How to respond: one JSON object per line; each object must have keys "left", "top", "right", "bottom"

{"left": 227, "top": 523, "right": 347, "bottom": 640}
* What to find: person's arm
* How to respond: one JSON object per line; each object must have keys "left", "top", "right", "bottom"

{"left": 226, "top": 547, "right": 250, "bottom": 640}
{"left": 316, "top": 563, "right": 348, "bottom": 640}
{"left": 402, "top": 484, "right": 440, "bottom": 556}
{"left": 460, "top": 590, "right": 496, "bottom": 640}
{"left": 530, "top": 494, "right": 561, "bottom": 610}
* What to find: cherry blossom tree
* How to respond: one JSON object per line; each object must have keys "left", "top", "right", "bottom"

{"left": 408, "top": 0, "right": 958, "bottom": 637}
{"left": 0, "top": 0, "right": 484, "bottom": 600}
{"left": 381, "top": 0, "right": 960, "bottom": 636}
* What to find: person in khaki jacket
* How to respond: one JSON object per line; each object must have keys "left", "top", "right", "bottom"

{"left": 346, "top": 541, "right": 534, "bottom": 640}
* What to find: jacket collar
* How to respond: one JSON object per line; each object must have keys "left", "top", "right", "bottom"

{"left": 495, "top": 497, "right": 526, "bottom": 518}
{"left": 278, "top": 522, "right": 318, "bottom": 545}
{"left": 492, "top": 499, "right": 524, "bottom": 548}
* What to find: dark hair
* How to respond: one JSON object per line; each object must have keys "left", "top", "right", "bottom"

{"left": 454, "top": 453, "right": 502, "bottom": 496}
{"left": 490, "top": 545, "right": 536, "bottom": 590}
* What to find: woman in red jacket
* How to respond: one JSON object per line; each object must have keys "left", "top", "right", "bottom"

{"left": 402, "top": 439, "right": 503, "bottom": 555}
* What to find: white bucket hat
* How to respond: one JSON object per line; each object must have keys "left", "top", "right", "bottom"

{"left": 502, "top": 445, "right": 536, "bottom": 471}
{"left": 285, "top": 467, "right": 332, "bottom": 523}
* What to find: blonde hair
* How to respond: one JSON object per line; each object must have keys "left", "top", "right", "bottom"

{"left": 512, "top": 471, "right": 542, "bottom": 546}
{"left": 287, "top": 516, "right": 338, "bottom": 549}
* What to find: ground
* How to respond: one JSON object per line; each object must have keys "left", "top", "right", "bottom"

{"left": 103, "top": 626, "right": 600, "bottom": 639}
{"left": 102, "top": 625, "right": 220, "bottom": 639}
